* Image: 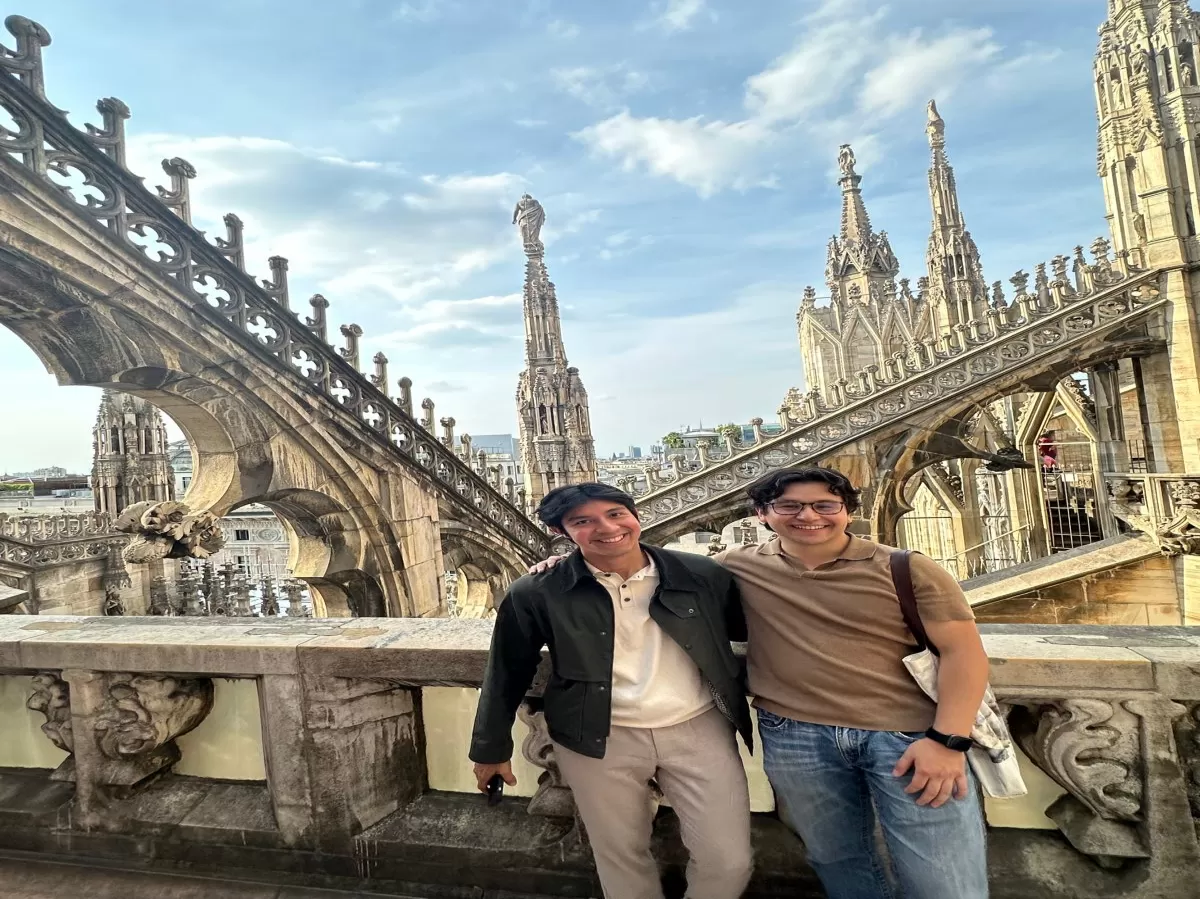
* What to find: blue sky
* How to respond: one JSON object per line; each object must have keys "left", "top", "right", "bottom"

{"left": 1, "top": 0, "right": 1111, "bottom": 474}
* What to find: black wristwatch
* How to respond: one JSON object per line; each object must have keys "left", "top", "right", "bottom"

{"left": 925, "top": 727, "right": 972, "bottom": 752}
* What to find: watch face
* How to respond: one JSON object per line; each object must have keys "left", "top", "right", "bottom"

{"left": 946, "top": 735, "right": 973, "bottom": 752}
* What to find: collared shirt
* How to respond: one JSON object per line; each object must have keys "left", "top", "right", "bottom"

{"left": 717, "top": 535, "right": 974, "bottom": 732}
{"left": 585, "top": 558, "right": 714, "bottom": 729}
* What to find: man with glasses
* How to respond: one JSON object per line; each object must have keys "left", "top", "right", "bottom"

{"left": 722, "top": 467, "right": 990, "bottom": 899}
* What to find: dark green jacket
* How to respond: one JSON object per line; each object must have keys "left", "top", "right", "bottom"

{"left": 469, "top": 545, "right": 751, "bottom": 763}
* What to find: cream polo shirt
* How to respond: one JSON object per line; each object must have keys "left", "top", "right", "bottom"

{"left": 585, "top": 558, "right": 714, "bottom": 729}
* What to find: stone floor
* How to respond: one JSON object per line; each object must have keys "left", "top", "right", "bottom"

{"left": 0, "top": 854, "right": 559, "bottom": 899}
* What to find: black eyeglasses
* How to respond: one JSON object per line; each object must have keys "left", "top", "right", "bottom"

{"left": 766, "top": 500, "right": 846, "bottom": 516}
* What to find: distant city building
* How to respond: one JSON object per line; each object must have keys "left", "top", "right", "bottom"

{"left": 11, "top": 466, "right": 68, "bottom": 479}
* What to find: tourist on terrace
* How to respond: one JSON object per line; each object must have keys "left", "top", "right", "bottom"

{"left": 718, "top": 467, "right": 991, "bottom": 899}
{"left": 527, "top": 468, "right": 991, "bottom": 899}
{"left": 469, "top": 482, "right": 754, "bottom": 899}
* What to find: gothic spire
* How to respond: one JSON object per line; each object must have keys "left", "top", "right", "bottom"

{"left": 511, "top": 194, "right": 597, "bottom": 509}
{"left": 836, "top": 144, "right": 873, "bottom": 244}
{"left": 924, "top": 100, "right": 987, "bottom": 331}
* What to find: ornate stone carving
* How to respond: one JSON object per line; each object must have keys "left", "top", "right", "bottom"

{"left": 1159, "top": 480, "right": 1200, "bottom": 556}
{"left": 517, "top": 702, "right": 575, "bottom": 818}
{"left": 1017, "top": 699, "right": 1143, "bottom": 822}
{"left": 113, "top": 500, "right": 225, "bottom": 563}
{"left": 92, "top": 673, "right": 214, "bottom": 785}
{"left": 26, "top": 672, "right": 72, "bottom": 754}
{"left": 1012, "top": 698, "right": 1150, "bottom": 862}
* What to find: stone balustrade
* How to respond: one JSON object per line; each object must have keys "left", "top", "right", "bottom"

{"left": 0, "top": 615, "right": 1197, "bottom": 897}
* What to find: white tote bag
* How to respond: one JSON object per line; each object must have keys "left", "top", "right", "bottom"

{"left": 889, "top": 550, "right": 1027, "bottom": 800}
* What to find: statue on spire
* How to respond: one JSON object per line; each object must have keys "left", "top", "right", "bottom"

{"left": 513, "top": 193, "right": 546, "bottom": 248}
{"left": 837, "top": 144, "right": 857, "bottom": 179}
{"left": 927, "top": 100, "right": 946, "bottom": 150}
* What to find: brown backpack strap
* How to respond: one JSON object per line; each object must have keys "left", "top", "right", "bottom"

{"left": 889, "top": 549, "right": 939, "bottom": 657}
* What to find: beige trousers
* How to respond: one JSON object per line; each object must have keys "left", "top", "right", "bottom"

{"left": 553, "top": 707, "right": 753, "bottom": 899}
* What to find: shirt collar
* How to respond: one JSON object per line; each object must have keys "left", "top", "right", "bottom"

{"left": 757, "top": 533, "right": 877, "bottom": 562}
{"left": 585, "top": 557, "right": 658, "bottom": 582}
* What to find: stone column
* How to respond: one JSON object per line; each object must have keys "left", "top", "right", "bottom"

{"left": 295, "top": 674, "right": 425, "bottom": 851}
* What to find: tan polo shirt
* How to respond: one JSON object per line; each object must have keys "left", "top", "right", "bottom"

{"left": 586, "top": 559, "right": 714, "bottom": 729}
{"left": 717, "top": 536, "right": 974, "bottom": 732}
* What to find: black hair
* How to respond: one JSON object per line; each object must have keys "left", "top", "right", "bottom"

{"left": 535, "top": 482, "right": 639, "bottom": 531}
{"left": 745, "top": 467, "right": 861, "bottom": 514}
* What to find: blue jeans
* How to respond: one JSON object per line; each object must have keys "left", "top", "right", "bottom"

{"left": 758, "top": 710, "right": 988, "bottom": 899}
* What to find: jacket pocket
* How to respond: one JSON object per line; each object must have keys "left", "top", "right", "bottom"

{"left": 543, "top": 678, "right": 585, "bottom": 743}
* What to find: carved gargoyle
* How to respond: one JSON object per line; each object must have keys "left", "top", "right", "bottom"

{"left": 113, "top": 500, "right": 225, "bottom": 564}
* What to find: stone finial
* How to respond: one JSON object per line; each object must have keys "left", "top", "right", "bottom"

{"left": 396, "top": 377, "right": 414, "bottom": 417}
{"left": 217, "top": 213, "right": 246, "bottom": 270}
{"left": 460, "top": 433, "right": 473, "bottom": 461}
{"left": 338, "top": 323, "right": 363, "bottom": 370}
{"left": 1, "top": 16, "right": 52, "bottom": 102}
{"left": 157, "top": 157, "right": 197, "bottom": 225}
{"left": 371, "top": 352, "right": 389, "bottom": 389}
{"left": 440, "top": 416, "right": 456, "bottom": 448}
{"left": 476, "top": 448, "right": 488, "bottom": 474}
{"left": 420, "top": 397, "right": 435, "bottom": 430}
{"left": 800, "top": 286, "right": 817, "bottom": 310}
{"left": 926, "top": 99, "right": 946, "bottom": 151}
{"left": 85, "top": 97, "right": 131, "bottom": 168}
{"left": 1010, "top": 270, "right": 1031, "bottom": 299}
{"left": 306, "top": 294, "right": 329, "bottom": 341}
{"left": 991, "top": 281, "right": 1007, "bottom": 308}
{"left": 262, "top": 256, "right": 290, "bottom": 311}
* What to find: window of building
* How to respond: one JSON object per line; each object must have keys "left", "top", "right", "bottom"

{"left": 235, "top": 529, "right": 250, "bottom": 541}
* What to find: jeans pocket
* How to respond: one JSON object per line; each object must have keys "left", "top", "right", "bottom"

{"left": 757, "top": 709, "right": 790, "bottom": 731}
{"left": 889, "top": 730, "right": 927, "bottom": 743}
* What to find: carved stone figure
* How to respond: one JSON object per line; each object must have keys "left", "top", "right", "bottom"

{"left": 27, "top": 672, "right": 72, "bottom": 754}
{"left": 517, "top": 702, "right": 575, "bottom": 818}
{"left": 114, "top": 500, "right": 225, "bottom": 563}
{"left": 837, "top": 144, "right": 857, "bottom": 178}
{"left": 512, "top": 193, "right": 546, "bottom": 247}
{"left": 92, "top": 673, "right": 215, "bottom": 785}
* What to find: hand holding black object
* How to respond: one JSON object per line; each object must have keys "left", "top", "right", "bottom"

{"left": 486, "top": 773, "right": 505, "bottom": 806}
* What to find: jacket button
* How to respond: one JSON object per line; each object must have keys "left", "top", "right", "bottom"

{"left": 684, "top": 643, "right": 692, "bottom": 650}
{"left": 598, "top": 685, "right": 606, "bottom": 692}
{"left": 599, "top": 631, "right": 607, "bottom": 636}
{"left": 688, "top": 608, "right": 695, "bottom": 614}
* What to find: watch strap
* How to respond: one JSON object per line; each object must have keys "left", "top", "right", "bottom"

{"left": 925, "top": 727, "right": 972, "bottom": 751}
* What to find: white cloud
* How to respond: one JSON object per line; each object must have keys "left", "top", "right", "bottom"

{"left": 552, "top": 65, "right": 648, "bottom": 109}
{"left": 658, "top": 0, "right": 710, "bottom": 32}
{"left": 860, "top": 28, "right": 1001, "bottom": 116}
{"left": 393, "top": 0, "right": 445, "bottom": 22}
{"left": 575, "top": 2, "right": 1032, "bottom": 196}
{"left": 574, "top": 112, "right": 769, "bottom": 196}
{"left": 547, "top": 19, "right": 580, "bottom": 39}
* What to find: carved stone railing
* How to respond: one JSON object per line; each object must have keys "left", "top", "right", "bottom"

{"left": 1106, "top": 473, "right": 1200, "bottom": 555}
{"left": 0, "top": 510, "right": 122, "bottom": 569}
{"left": 635, "top": 263, "right": 1166, "bottom": 540}
{"left": 0, "top": 616, "right": 1197, "bottom": 897}
{"left": 0, "top": 15, "right": 549, "bottom": 561}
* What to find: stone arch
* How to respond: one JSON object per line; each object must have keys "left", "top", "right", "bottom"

{"left": 440, "top": 521, "right": 523, "bottom": 617}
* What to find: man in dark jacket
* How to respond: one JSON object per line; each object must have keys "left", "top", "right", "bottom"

{"left": 470, "top": 483, "right": 753, "bottom": 899}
